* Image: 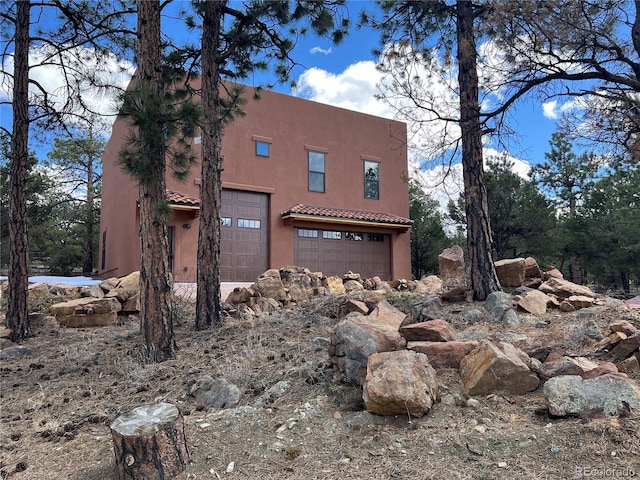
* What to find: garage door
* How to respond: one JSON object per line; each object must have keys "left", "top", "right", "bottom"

{"left": 294, "top": 228, "right": 391, "bottom": 279}
{"left": 220, "top": 189, "right": 269, "bottom": 281}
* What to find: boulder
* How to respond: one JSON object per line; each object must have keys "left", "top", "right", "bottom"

{"left": 494, "top": 258, "right": 525, "bottom": 287}
{"left": 524, "top": 257, "right": 542, "bottom": 279}
{"left": 363, "top": 350, "right": 438, "bottom": 418}
{"left": 329, "top": 319, "right": 378, "bottom": 384}
{"left": 567, "top": 295, "right": 595, "bottom": 309}
{"left": 609, "top": 332, "right": 640, "bottom": 363}
{"left": 340, "top": 299, "right": 369, "bottom": 316}
{"left": 460, "top": 341, "right": 539, "bottom": 395}
{"left": 324, "top": 276, "right": 346, "bottom": 294}
{"left": 484, "top": 291, "right": 514, "bottom": 322}
{"left": 609, "top": 321, "right": 639, "bottom": 337}
{"left": 544, "top": 268, "right": 563, "bottom": 279}
{"left": 415, "top": 275, "right": 443, "bottom": 296}
{"left": 543, "top": 374, "right": 640, "bottom": 417}
{"left": 539, "top": 356, "right": 599, "bottom": 381}
{"left": 50, "top": 297, "right": 122, "bottom": 327}
{"left": 343, "top": 280, "right": 364, "bottom": 292}
{"left": 106, "top": 271, "right": 140, "bottom": 302}
{"left": 28, "top": 282, "right": 51, "bottom": 300}
{"left": 121, "top": 293, "right": 140, "bottom": 313}
{"left": 224, "top": 287, "right": 253, "bottom": 306}
{"left": 254, "top": 274, "right": 286, "bottom": 302}
{"left": 438, "top": 246, "right": 466, "bottom": 289}
{"left": 404, "top": 297, "right": 444, "bottom": 326}
{"left": 190, "top": 376, "right": 242, "bottom": 409}
{"left": 517, "top": 289, "right": 552, "bottom": 316}
{"left": 399, "top": 319, "right": 456, "bottom": 342}
{"left": 539, "top": 277, "right": 594, "bottom": 299}
{"left": 407, "top": 341, "right": 478, "bottom": 369}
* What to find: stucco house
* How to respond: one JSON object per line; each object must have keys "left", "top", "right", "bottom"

{"left": 98, "top": 83, "right": 412, "bottom": 283}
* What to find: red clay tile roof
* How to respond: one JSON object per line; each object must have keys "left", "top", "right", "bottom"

{"left": 166, "top": 190, "right": 200, "bottom": 208}
{"left": 281, "top": 204, "right": 413, "bottom": 226}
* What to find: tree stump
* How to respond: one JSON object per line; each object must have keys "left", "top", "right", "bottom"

{"left": 110, "top": 402, "right": 189, "bottom": 479}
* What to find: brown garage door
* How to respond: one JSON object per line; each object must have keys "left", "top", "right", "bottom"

{"left": 294, "top": 228, "right": 391, "bottom": 279}
{"left": 220, "top": 189, "right": 269, "bottom": 281}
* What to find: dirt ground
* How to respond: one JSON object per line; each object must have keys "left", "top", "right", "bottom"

{"left": 1, "top": 289, "right": 640, "bottom": 480}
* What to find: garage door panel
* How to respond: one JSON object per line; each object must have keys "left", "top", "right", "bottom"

{"left": 220, "top": 189, "right": 268, "bottom": 281}
{"left": 294, "top": 228, "right": 390, "bottom": 279}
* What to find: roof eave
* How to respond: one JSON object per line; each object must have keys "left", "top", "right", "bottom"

{"left": 281, "top": 213, "right": 412, "bottom": 230}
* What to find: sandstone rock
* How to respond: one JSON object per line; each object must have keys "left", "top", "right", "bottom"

{"left": 325, "top": 276, "right": 346, "bottom": 294}
{"left": 408, "top": 341, "right": 478, "bottom": 368}
{"left": 567, "top": 295, "right": 595, "bottom": 309}
{"left": 28, "top": 282, "right": 50, "bottom": 300}
{"left": 343, "top": 280, "right": 364, "bottom": 292}
{"left": 438, "top": 246, "right": 466, "bottom": 288}
{"left": 190, "top": 376, "right": 242, "bottom": 409}
{"left": 608, "top": 331, "right": 628, "bottom": 345}
{"left": 609, "top": 332, "right": 640, "bottom": 363}
{"left": 544, "top": 268, "right": 563, "bottom": 279}
{"left": 517, "top": 290, "right": 552, "bottom": 316}
{"left": 343, "top": 272, "right": 362, "bottom": 282}
{"left": 50, "top": 297, "right": 122, "bottom": 316}
{"left": 363, "top": 350, "right": 438, "bottom": 418}
{"left": 543, "top": 374, "right": 640, "bottom": 417}
{"left": 415, "top": 275, "right": 443, "bottom": 296}
{"left": 539, "top": 277, "right": 594, "bottom": 299}
{"left": 0, "top": 328, "right": 12, "bottom": 339}
{"left": 50, "top": 296, "right": 122, "bottom": 327}
{"left": 441, "top": 286, "right": 470, "bottom": 302}
{"left": 559, "top": 300, "right": 576, "bottom": 312}
{"left": 617, "top": 355, "right": 640, "bottom": 374}
{"left": 254, "top": 275, "right": 286, "bottom": 302}
{"left": 539, "top": 356, "right": 601, "bottom": 381}
{"left": 340, "top": 299, "right": 369, "bottom": 316}
{"left": 609, "top": 321, "right": 639, "bottom": 337}
{"left": 460, "top": 341, "right": 539, "bottom": 395}
{"left": 582, "top": 362, "right": 618, "bottom": 380}
{"left": 524, "top": 257, "right": 542, "bottom": 279}
{"left": 121, "top": 293, "right": 140, "bottom": 313}
{"left": 106, "top": 271, "right": 140, "bottom": 302}
{"left": 224, "top": 287, "right": 253, "bottom": 306}
{"left": 399, "top": 319, "right": 456, "bottom": 342}
{"left": 494, "top": 258, "right": 525, "bottom": 287}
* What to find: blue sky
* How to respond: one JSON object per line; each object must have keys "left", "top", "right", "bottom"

{"left": 1, "top": 0, "right": 564, "bottom": 206}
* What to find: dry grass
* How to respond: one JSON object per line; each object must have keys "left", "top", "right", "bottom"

{"left": 1, "top": 293, "right": 640, "bottom": 479}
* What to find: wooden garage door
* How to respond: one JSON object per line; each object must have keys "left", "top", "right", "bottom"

{"left": 294, "top": 228, "right": 391, "bottom": 279}
{"left": 220, "top": 189, "right": 269, "bottom": 281}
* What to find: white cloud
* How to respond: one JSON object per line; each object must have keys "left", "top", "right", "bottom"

{"left": 542, "top": 100, "right": 559, "bottom": 119}
{"left": 1, "top": 45, "right": 134, "bottom": 133}
{"left": 309, "top": 46, "right": 332, "bottom": 55}
{"left": 293, "top": 61, "right": 391, "bottom": 117}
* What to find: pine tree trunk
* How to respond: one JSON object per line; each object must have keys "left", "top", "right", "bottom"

{"left": 456, "top": 1, "right": 501, "bottom": 301}
{"left": 196, "top": 1, "right": 224, "bottom": 329}
{"left": 136, "top": 0, "right": 176, "bottom": 360}
{"left": 110, "top": 402, "right": 189, "bottom": 479}
{"left": 7, "top": 0, "right": 31, "bottom": 342}
{"left": 82, "top": 160, "right": 95, "bottom": 275}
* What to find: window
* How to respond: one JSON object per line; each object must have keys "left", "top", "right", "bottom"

{"left": 323, "top": 231, "right": 342, "bottom": 240}
{"left": 238, "top": 218, "right": 261, "bottom": 229}
{"left": 368, "top": 234, "right": 385, "bottom": 242}
{"left": 220, "top": 217, "right": 232, "bottom": 227}
{"left": 308, "top": 151, "right": 325, "bottom": 192}
{"left": 255, "top": 141, "right": 270, "bottom": 157}
{"left": 345, "top": 232, "right": 363, "bottom": 241}
{"left": 298, "top": 229, "right": 318, "bottom": 238}
{"left": 364, "top": 161, "right": 379, "bottom": 199}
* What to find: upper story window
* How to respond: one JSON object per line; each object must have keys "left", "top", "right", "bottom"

{"left": 255, "top": 141, "right": 270, "bottom": 157}
{"left": 298, "top": 229, "right": 318, "bottom": 238}
{"left": 364, "top": 160, "right": 379, "bottom": 199}
{"left": 238, "top": 218, "right": 261, "bottom": 229}
{"left": 308, "top": 150, "right": 326, "bottom": 193}
{"left": 252, "top": 135, "right": 272, "bottom": 158}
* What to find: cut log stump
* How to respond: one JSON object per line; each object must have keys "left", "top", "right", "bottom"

{"left": 110, "top": 402, "right": 189, "bottom": 479}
